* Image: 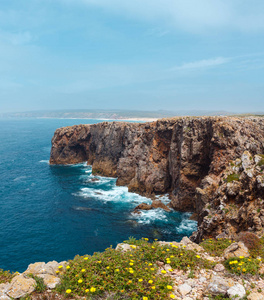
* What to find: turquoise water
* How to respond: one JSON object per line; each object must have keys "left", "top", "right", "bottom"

{"left": 0, "top": 118, "right": 197, "bottom": 272}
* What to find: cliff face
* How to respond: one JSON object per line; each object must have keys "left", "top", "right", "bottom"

{"left": 50, "top": 117, "right": 264, "bottom": 240}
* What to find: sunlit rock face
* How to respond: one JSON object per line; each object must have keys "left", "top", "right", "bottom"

{"left": 50, "top": 116, "right": 264, "bottom": 240}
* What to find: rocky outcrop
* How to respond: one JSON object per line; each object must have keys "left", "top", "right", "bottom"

{"left": 191, "top": 151, "right": 264, "bottom": 242}
{"left": 50, "top": 117, "right": 264, "bottom": 239}
{"left": 0, "top": 261, "right": 65, "bottom": 299}
{"left": 134, "top": 200, "right": 171, "bottom": 213}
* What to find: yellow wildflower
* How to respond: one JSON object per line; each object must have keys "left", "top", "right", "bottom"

{"left": 196, "top": 255, "right": 200, "bottom": 258}
{"left": 143, "top": 297, "right": 148, "bottom": 300}
{"left": 115, "top": 269, "right": 120, "bottom": 272}
{"left": 78, "top": 279, "right": 83, "bottom": 283}
{"left": 161, "top": 270, "right": 167, "bottom": 274}
{"left": 167, "top": 285, "right": 173, "bottom": 289}
{"left": 148, "top": 280, "right": 153, "bottom": 284}
{"left": 85, "top": 289, "right": 89, "bottom": 293}
{"left": 66, "top": 289, "right": 71, "bottom": 294}
{"left": 138, "top": 279, "right": 143, "bottom": 282}
{"left": 90, "top": 287, "right": 96, "bottom": 292}
{"left": 151, "top": 286, "right": 156, "bottom": 289}
{"left": 66, "top": 266, "right": 70, "bottom": 269}
{"left": 81, "top": 269, "right": 85, "bottom": 272}
{"left": 170, "top": 295, "right": 175, "bottom": 299}
{"left": 58, "top": 266, "right": 63, "bottom": 269}
{"left": 84, "top": 257, "right": 88, "bottom": 260}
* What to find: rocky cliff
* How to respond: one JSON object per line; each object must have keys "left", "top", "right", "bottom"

{"left": 50, "top": 117, "right": 264, "bottom": 241}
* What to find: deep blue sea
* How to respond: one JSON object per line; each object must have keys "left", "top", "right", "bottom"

{"left": 0, "top": 118, "right": 197, "bottom": 272}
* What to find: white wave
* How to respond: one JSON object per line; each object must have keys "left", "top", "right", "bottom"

{"left": 75, "top": 185, "right": 151, "bottom": 205}
{"left": 13, "top": 176, "right": 29, "bottom": 181}
{"left": 72, "top": 206, "right": 96, "bottom": 212}
{"left": 155, "top": 194, "right": 170, "bottom": 204}
{"left": 39, "top": 160, "right": 49, "bottom": 164}
{"left": 176, "top": 218, "right": 197, "bottom": 234}
{"left": 131, "top": 208, "right": 168, "bottom": 225}
{"left": 68, "top": 162, "right": 89, "bottom": 167}
{"left": 82, "top": 175, "right": 116, "bottom": 185}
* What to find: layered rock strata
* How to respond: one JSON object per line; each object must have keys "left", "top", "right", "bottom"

{"left": 50, "top": 117, "right": 264, "bottom": 240}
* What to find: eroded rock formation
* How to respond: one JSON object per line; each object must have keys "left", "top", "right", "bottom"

{"left": 50, "top": 117, "right": 264, "bottom": 240}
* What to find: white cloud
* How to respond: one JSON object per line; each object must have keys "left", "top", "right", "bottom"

{"left": 64, "top": 0, "right": 264, "bottom": 33}
{"left": 171, "top": 57, "right": 230, "bottom": 71}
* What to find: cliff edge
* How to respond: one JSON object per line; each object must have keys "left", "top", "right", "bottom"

{"left": 50, "top": 117, "right": 264, "bottom": 241}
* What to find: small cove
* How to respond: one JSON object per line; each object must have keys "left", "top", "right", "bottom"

{"left": 0, "top": 118, "right": 197, "bottom": 272}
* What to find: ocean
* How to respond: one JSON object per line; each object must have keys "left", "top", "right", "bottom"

{"left": 0, "top": 118, "right": 197, "bottom": 272}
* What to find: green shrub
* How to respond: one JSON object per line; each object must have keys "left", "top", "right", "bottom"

{"left": 199, "top": 238, "right": 232, "bottom": 257}
{"left": 28, "top": 274, "right": 47, "bottom": 293}
{"left": 57, "top": 238, "right": 214, "bottom": 299}
{"left": 250, "top": 236, "right": 264, "bottom": 259}
{"left": 224, "top": 256, "right": 261, "bottom": 275}
{"left": 226, "top": 173, "right": 240, "bottom": 183}
{"left": 238, "top": 232, "right": 261, "bottom": 250}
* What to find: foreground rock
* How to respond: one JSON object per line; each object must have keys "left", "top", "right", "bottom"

{"left": 223, "top": 242, "right": 250, "bottom": 259}
{"left": 50, "top": 116, "right": 264, "bottom": 240}
{"left": 0, "top": 261, "right": 64, "bottom": 300}
{"left": 7, "top": 275, "right": 36, "bottom": 299}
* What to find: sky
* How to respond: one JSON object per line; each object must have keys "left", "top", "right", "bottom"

{"left": 0, "top": 0, "right": 264, "bottom": 113}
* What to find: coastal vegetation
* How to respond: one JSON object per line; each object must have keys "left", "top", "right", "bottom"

{"left": 2, "top": 236, "right": 264, "bottom": 299}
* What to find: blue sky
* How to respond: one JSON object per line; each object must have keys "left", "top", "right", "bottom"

{"left": 0, "top": 0, "right": 264, "bottom": 113}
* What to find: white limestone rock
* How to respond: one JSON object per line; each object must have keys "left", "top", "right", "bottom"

{"left": 227, "top": 283, "right": 246, "bottom": 299}
{"left": 7, "top": 274, "right": 36, "bottom": 299}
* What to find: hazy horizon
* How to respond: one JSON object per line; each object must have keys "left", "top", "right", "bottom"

{"left": 0, "top": 0, "right": 264, "bottom": 113}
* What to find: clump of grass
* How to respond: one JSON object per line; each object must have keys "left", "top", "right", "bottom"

{"left": 28, "top": 274, "right": 47, "bottom": 293}
{"left": 199, "top": 238, "right": 232, "bottom": 257}
{"left": 224, "top": 256, "right": 261, "bottom": 275}
{"left": 57, "top": 238, "right": 214, "bottom": 299}
{"left": 225, "top": 173, "right": 240, "bottom": 183}
{"left": 257, "top": 154, "right": 264, "bottom": 167}
{"left": 0, "top": 269, "right": 14, "bottom": 284}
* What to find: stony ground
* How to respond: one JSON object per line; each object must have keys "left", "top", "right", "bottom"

{"left": 1, "top": 235, "right": 264, "bottom": 300}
